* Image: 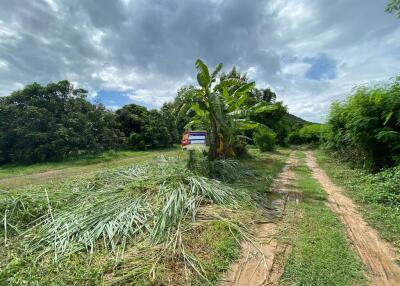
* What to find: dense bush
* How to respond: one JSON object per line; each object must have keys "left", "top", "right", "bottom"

{"left": 288, "top": 124, "right": 327, "bottom": 145}
{"left": 325, "top": 76, "right": 400, "bottom": 170}
{"left": 251, "top": 101, "right": 289, "bottom": 146}
{"left": 254, "top": 128, "right": 276, "bottom": 151}
{"left": 288, "top": 131, "right": 303, "bottom": 145}
{"left": 116, "top": 104, "right": 177, "bottom": 150}
{"left": 362, "top": 166, "right": 400, "bottom": 206}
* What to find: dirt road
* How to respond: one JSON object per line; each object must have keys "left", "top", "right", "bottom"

{"left": 220, "top": 153, "right": 298, "bottom": 286}
{"left": 306, "top": 151, "right": 400, "bottom": 286}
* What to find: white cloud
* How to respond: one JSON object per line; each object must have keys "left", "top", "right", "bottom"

{"left": 105, "top": 105, "right": 120, "bottom": 111}
{"left": 281, "top": 62, "right": 310, "bottom": 77}
{"left": 42, "top": 0, "right": 60, "bottom": 12}
{"left": 0, "top": 0, "right": 399, "bottom": 122}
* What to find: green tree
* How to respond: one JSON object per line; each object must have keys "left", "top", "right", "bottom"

{"left": 0, "top": 81, "right": 122, "bottom": 164}
{"left": 219, "top": 70, "right": 289, "bottom": 146}
{"left": 115, "top": 104, "right": 149, "bottom": 136}
{"left": 160, "top": 102, "right": 179, "bottom": 143}
{"left": 176, "top": 59, "right": 271, "bottom": 160}
{"left": 386, "top": 0, "right": 400, "bottom": 18}
{"left": 115, "top": 104, "right": 176, "bottom": 149}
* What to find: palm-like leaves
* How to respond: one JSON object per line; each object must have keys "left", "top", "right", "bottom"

{"left": 195, "top": 59, "right": 211, "bottom": 88}
{"left": 176, "top": 59, "right": 275, "bottom": 159}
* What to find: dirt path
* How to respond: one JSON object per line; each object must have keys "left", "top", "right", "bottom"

{"left": 220, "top": 153, "right": 298, "bottom": 286}
{"left": 305, "top": 151, "right": 400, "bottom": 286}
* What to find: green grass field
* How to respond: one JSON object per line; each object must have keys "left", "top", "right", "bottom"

{"left": 280, "top": 151, "right": 366, "bottom": 286}
{"left": 0, "top": 147, "right": 180, "bottom": 190}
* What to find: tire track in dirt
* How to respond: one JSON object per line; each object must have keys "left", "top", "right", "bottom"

{"left": 305, "top": 151, "right": 400, "bottom": 286}
{"left": 220, "top": 153, "right": 299, "bottom": 286}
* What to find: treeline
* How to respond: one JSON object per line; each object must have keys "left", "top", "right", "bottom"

{"left": 0, "top": 81, "right": 178, "bottom": 164}
{"left": 0, "top": 67, "right": 296, "bottom": 165}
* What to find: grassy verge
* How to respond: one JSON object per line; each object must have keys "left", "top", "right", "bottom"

{"left": 0, "top": 148, "right": 180, "bottom": 190}
{"left": 315, "top": 149, "right": 400, "bottom": 248}
{"left": 0, "top": 148, "right": 290, "bottom": 285}
{"left": 280, "top": 151, "right": 365, "bottom": 286}
{"left": 0, "top": 147, "right": 180, "bottom": 178}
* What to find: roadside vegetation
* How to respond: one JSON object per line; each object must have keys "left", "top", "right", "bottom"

{"left": 288, "top": 124, "right": 327, "bottom": 145}
{"left": 323, "top": 77, "right": 400, "bottom": 171}
{"left": 312, "top": 76, "right": 400, "bottom": 249}
{"left": 0, "top": 148, "right": 179, "bottom": 179}
{"left": 280, "top": 152, "right": 365, "bottom": 286}
{"left": 315, "top": 150, "right": 400, "bottom": 248}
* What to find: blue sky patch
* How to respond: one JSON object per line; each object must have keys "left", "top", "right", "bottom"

{"left": 89, "top": 90, "right": 157, "bottom": 110}
{"left": 304, "top": 54, "right": 337, "bottom": 81}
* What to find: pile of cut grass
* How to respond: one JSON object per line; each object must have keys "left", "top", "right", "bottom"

{"left": 1, "top": 151, "right": 286, "bottom": 285}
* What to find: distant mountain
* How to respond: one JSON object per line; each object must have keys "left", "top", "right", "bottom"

{"left": 285, "top": 113, "right": 314, "bottom": 131}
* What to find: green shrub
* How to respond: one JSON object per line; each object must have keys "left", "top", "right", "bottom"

{"left": 254, "top": 129, "right": 276, "bottom": 151}
{"left": 326, "top": 76, "right": 400, "bottom": 170}
{"left": 288, "top": 131, "right": 303, "bottom": 145}
{"left": 362, "top": 166, "right": 400, "bottom": 206}
{"left": 299, "top": 124, "right": 327, "bottom": 143}
{"left": 288, "top": 124, "right": 328, "bottom": 145}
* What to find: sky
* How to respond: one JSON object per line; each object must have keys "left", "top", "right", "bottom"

{"left": 0, "top": 0, "right": 399, "bottom": 122}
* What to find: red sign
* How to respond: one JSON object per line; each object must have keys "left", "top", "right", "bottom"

{"left": 181, "top": 131, "right": 207, "bottom": 149}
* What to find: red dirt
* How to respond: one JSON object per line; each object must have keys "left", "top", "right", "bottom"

{"left": 306, "top": 151, "right": 400, "bottom": 286}
{"left": 220, "top": 154, "right": 298, "bottom": 286}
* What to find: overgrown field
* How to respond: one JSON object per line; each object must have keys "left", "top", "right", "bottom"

{"left": 315, "top": 150, "right": 400, "bottom": 248}
{"left": 0, "top": 148, "right": 179, "bottom": 190}
{"left": 280, "top": 152, "right": 365, "bottom": 286}
{"left": 0, "top": 148, "right": 180, "bottom": 179}
{"left": 0, "top": 148, "right": 289, "bottom": 285}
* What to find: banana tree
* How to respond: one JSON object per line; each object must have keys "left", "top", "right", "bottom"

{"left": 176, "top": 59, "right": 275, "bottom": 160}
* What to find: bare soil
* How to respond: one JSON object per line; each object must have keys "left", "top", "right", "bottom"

{"left": 306, "top": 151, "right": 400, "bottom": 286}
{"left": 220, "top": 153, "right": 298, "bottom": 286}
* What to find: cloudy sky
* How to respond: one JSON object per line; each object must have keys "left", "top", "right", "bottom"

{"left": 0, "top": 0, "right": 399, "bottom": 122}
